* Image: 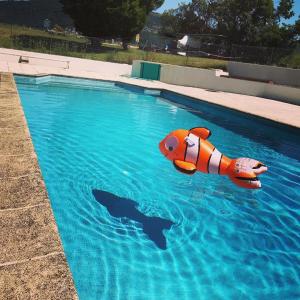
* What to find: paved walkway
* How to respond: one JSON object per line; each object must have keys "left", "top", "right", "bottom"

{"left": 0, "top": 73, "right": 78, "bottom": 299}
{"left": 1, "top": 48, "right": 300, "bottom": 128}
{"left": 0, "top": 48, "right": 300, "bottom": 128}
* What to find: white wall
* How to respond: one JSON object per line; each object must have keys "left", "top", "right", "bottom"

{"left": 160, "top": 64, "right": 217, "bottom": 86}
{"left": 131, "top": 60, "right": 300, "bottom": 105}
{"left": 228, "top": 61, "right": 300, "bottom": 88}
{"left": 171, "top": 67, "right": 300, "bottom": 105}
{"left": 264, "top": 84, "right": 300, "bottom": 105}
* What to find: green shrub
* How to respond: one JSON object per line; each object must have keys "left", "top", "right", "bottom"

{"left": 278, "top": 52, "right": 300, "bottom": 69}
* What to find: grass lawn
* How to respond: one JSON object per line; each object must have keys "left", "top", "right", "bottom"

{"left": 82, "top": 45, "right": 228, "bottom": 69}
{"left": 2, "top": 23, "right": 299, "bottom": 69}
{"left": 0, "top": 23, "right": 228, "bottom": 70}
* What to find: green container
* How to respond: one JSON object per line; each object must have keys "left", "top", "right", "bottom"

{"left": 140, "top": 62, "right": 161, "bottom": 80}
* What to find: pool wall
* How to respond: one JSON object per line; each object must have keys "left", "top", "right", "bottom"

{"left": 9, "top": 73, "right": 300, "bottom": 299}
{"left": 14, "top": 73, "right": 300, "bottom": 300}
{"left": 17, "top": 71, "right": 300, "bottom": 129}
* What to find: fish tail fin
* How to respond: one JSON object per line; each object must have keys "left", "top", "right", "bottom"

{"left": 143, "top": 217, "right": 174, "bottom": 249}
{"left": 227, "top": 158, "right": 267, "bottom": 189}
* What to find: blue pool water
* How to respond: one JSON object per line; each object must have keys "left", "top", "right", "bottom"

{"left": 16, "top": 75, "right": 300, "bottom": 299}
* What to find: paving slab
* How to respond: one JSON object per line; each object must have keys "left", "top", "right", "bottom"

{"left": 0, "top": 85, "right": 18, "bottom": 94}
{"left": 0, "top": 115, "right": 26, "bottom": 128}
{"left": 0, "top": 154, "right": 40, "bottom": 178}
{"left": 0, "top": 253, "right": 77, "bottom": 300}
{"left": 0, "top": 72, "right": 77, "bottom": 299}
{"left": 0, "top": 173, "right": 47, "bottom": 210}
{"left": 0, "top": 125, "right": 27, "bottom": 137}
{"left": 0, "top": 106, "right": 24, "bottom": 118}
{"left": 0, "top": 204, "right": 62, "bottom": 264}
{"left": 0, "top": 127, "right": 33, "bottom": 156}
{"left": 0, "top": 136, "right": 33, "bottom": 155}
{"left": 2, "top": 47, "right": 298, "bottom": 128}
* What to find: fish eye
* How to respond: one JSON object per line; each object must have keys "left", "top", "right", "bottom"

{"left": 165, "top": 136, "right": 178, "bottom": 152}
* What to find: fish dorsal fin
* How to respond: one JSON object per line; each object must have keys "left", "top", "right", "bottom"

{"left": 189, "top": 127, "right": 211, "bottom": 140}
{"left": 173, "top": 160, "right": 196, "bottom": 175}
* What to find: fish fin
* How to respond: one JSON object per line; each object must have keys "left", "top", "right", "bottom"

{"left": 227, "top": 158, "right": 267, "bottom": 189}
{"left": 173, "top": 160, "right": 196, "bottom": 175}
{"left": 189, "top": 127, "right": 211, "bottom": 140}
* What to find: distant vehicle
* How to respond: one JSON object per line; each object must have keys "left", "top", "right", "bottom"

{"left": 177, "top": 34, "right": 230, "bottom": 58}
{"left": 177, "top": 35, "right": 202, "bottom": 49}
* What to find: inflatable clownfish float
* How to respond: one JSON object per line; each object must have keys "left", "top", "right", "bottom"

{"left": 159, "top": 127, "right": 267, "bottom": 189}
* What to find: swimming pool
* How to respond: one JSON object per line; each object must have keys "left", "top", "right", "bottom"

{"left": 16, "top": 75, "right": 300, "bottom": 300}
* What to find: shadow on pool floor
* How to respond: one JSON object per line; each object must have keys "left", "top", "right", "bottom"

{"left": 92, "top": 189, "right": 174, "bottom": 250}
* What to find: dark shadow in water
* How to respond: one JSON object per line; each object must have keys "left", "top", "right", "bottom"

{"left": 92, "top": 189, "right": 174, "bottom": 250}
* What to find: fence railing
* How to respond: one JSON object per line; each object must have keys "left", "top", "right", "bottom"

{"left": 230, "top": 44, "right": 294, "bottom": 65}
{"left": 0, "top": 51, "right": 70, "bottom": 69}
{"left": 0, "top": 24, "right": 298, "bottom": 69}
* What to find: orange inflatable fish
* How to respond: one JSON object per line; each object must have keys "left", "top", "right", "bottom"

{"left": 159, "top": 127, "right": 267, "bottom": 189}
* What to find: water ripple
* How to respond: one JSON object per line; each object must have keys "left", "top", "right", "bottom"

{"left": 16, "top": 75, "right": 300, "bottom": 300}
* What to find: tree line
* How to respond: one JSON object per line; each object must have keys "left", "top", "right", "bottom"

{"left": 60, "top": 0, "right": 164, "bottom": 49}
{"left": 59, "top": 0, "right": 299, "bottom": 49}
{"left": 160, "top": 0, "right": 300, "bottom": 48}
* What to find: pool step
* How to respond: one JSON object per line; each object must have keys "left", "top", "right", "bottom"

{"left": 15, "top": 75, "right": 162, "bottom": 97}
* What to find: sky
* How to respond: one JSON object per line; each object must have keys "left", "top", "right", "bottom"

{"left": 156, "top": 0, "right": 300, "bottom": 24}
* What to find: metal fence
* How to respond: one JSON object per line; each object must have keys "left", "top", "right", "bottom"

{"left": 0, "top": 24, "right": 298, "bottom": 68}
{"left": 230, "top": 44, "right": 295, "bottom": 65}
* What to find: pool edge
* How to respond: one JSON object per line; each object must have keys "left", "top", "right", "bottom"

{"left": 13, "top": 72, "right": 300, "bottom": 130}
{"left": 0, "top": 72, "right": 78, "bottom": 299}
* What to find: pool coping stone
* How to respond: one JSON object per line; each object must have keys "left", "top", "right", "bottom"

{"left": 0, "top": 72, "right": 78, "bottom": 299}
{"left": 14, "top": 72, "right": 300, "bottom": 130}
{"left": 1, "top": 47, "right": 299, "bottom": 129}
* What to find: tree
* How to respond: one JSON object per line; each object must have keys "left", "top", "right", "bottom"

{"left": 161, "top": 0, "right": 298, "bottom": 48}
{"left": 160, "top": 0, "right": 217, "bottom": 36}
{"left": 214, "top": 0, "right": 275, "bottom": 45}
{"left": 60, "top": 0, "right": 163, "bottom": 49}
{"left": 295, "top": 16, "right": 300, "bottom": 35}
{"left": 160, "top": 9, "right": 180, "bottom": 37}
{"left": 276, "top": 0, "right": 294, "bottom": 20}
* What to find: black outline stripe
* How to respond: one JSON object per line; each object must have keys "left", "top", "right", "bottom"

{"left": 189, "top": 127, "right": 212, "bottom": 139}
{"left": 235, "top": 177, "right": 259, "bottom": 181}
{"left": 218, "top": 154, "right": 223, "bottom": 175}
{"left": 207, "top": 147, "right": 215, "bottom": 173}
{"left": 184, "top": 136, "right": 189, "bottom": 160}
{"left": 253, "top": 163, "right": 266, "bottom": 169}
{"left": 173, "top": 161, "right": 196, "bottom": 175}
{"left": 196, "top": 137, "right": 201, "bottom": 166}
{"left": 205, "top": 127, "right": 212, "bottom": 139}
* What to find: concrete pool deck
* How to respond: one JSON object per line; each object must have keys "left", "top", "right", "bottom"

{"left": 0, "top": 47, "right": 300, "bottom": 129}
{"left": 0, "top": 73, "right": 78, "bottom": 299}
